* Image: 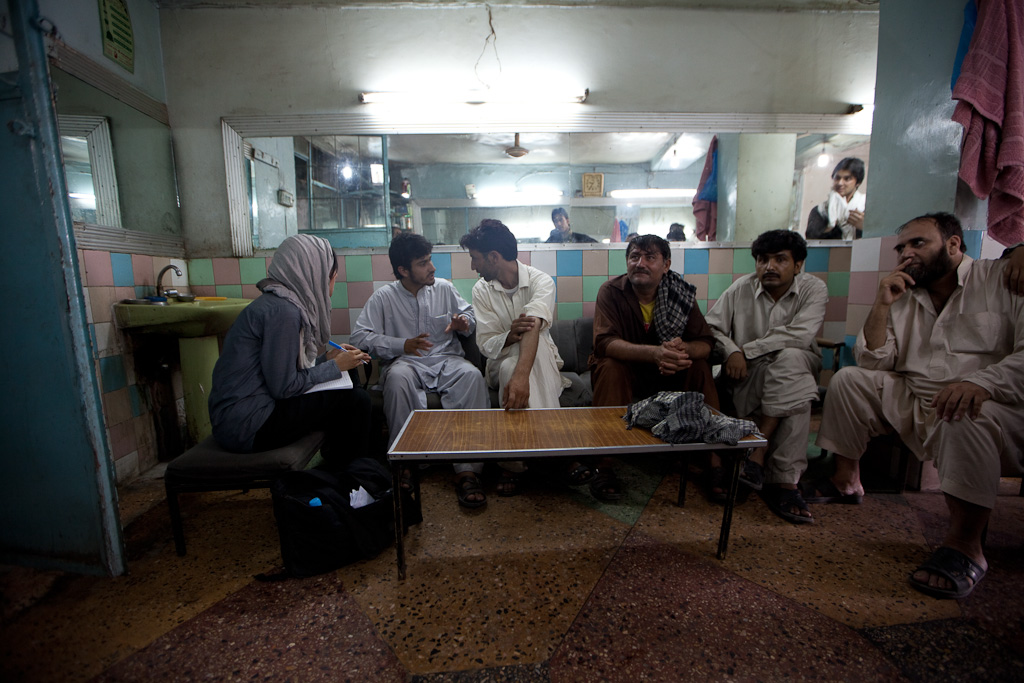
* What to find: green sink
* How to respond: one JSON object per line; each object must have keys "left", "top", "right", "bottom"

{"left": 113, "top": 298, "right": 251, "bottom": 338}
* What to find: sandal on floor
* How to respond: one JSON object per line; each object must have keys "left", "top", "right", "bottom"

{"left": 800, "top": 477, "right": 863, "bottom": 504}
{"left": 704, "top": 466, "right": 728, "bottom": 503}
{"left": 738, "top": 459, "right": 764, "bottom": 491}
{"left": 909, "top": 547, "right": 987, "bottom": 599}
{"left": 497, "top": 471, "right": 523, "bottom": 497}
{"left": 455, "top": 474, "right": 487, "bottom": 509}
{"left": 590, "top": 468, "right": 625, "bottom": 502}
{"left": 762, "top": 486, "right": 814, "bottom": 524}
{"left": 563, "top": 461, "right": 596, "bottom": 486}
{"left": 400, "top": 468, "right": 414, "bottom": 491}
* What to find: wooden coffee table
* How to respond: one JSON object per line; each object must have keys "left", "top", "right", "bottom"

{"left": 388, "top": 406, "right": 766, "bottom": 578}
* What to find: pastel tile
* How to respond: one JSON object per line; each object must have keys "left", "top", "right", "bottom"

{"left": 450, "top": 251, "right": 476, "bottom": 279}
{"left": 330, "top": 308, "right": 350, "bottom": 336}
{"left": 804, "top": 247, "right": 830, "bottom": 273}
{"left": 582, "top": 301, "right": 596, "bottom": 318}
{"left": 83, "top": 250, "right": 113, "bottom": 286}
{"left": 452, "top": 278, "right": 477, "bottom": 304}
{"left": 557, "top": 302, "right": 583, "bottom": 320}
{"left": 849, "top": 271, "right": 879, "bottom": 305}
{"left": 188, "top": 259, "right": 214, "bottom": 286}
{"left": 531, "top": 250, "right": 557, "bottom": 276}
{"left": 734, "top": 249, "right": 756, "bottom": 274}
{"left": 825, "top": 296, "right": 848, "bottom": 322}
{"left": 670, "top": 247, "right": 687, "bottom": 273}
{"left": 330, "top": 282, "right": 349, "bottom": 309}
{"left": 102, "top": 387, "right": 132, "bottom": 427}
{"left": 113, "top": 449, "right": 139, "bottom": 483}
{"left": 608, "top": 249, "right": 627, "bottom": 276}
{"left": 346, "top": 281, "right": 375, "bottom": 308}
{"left": 582, "top": 250, "right": 607, "bottom": 276}
{"left": 431, "top": 253, "right": 452, "bottom": 280}
{"left": 110, "top": 253, "right": 134, "bottom": 287}
{"left": 708, "top": 248, "right": 733, "bottom": 274}
{"left": 829, "top": 246, "right": 852, "bottom": 272}
{"left": 686, "top": 273, "right": 709, "bottom": 300}
{"left": 697, "top": 299, "right": 708, "bottom": 314}
{"left": 556, "top": 250, "right": 583, "bottom": 276}
{"left": 99, "top": 355, "right": 127, "bottom": 394}
{"left": 345, "top": 255, "right": 373, "bottom": 282}
{"left": 517, "top": 251, "right": 531, "bottom": 266}
{"left": 707, "top": 273, "right": 733, "bottom": 300}
{"left": 88, "top": 286, "right": 117, "bottom": 324}
{"left": 556, "top": 276, "right": 582, "bottom": 302}
{"left": 93, "top": 321, "right": 118, "bottom": 357}
{"left": 215, "top": 284, "right": 243, "bottom": 298}
{"left": 879, "top": 235, "right": 901, "bottom": 272}
{"left": 128, "top": 384, "right": 146, "bottom": 418}
{"left": 981, "top": 233, "right": 1006, "bottom": 259}
{"left": 241, "top": 284, "right": 261, "bottom": 299}
{"left": 371, "top": 254, "right": 393, "bottom": 281}
{"left": 347, "top": 308, "right": 363, "bottom": 336}
{"left": 190, "top": 285, "right": 216, "bottom": 297}
{"left": 846, "top": 303, "right": 871, "bottom": 336}
{"left": 684, "top": 249, "right": 709, "bottom": 274}
{"left": 212, "top": 258, "right": 241, "bottom": 285}
{"left": 582, "top": 276, "right": 606, "bottom": 302}
{"left": 826, "top": 271, "right": 849, "bottom": 297}
{"left": 822, "top": 320, "right": 846, "bottom": 345}
{"left": 170, "top": 259, "right": 188, "bottom": 288}
{"left": 850, "top": 238, "right": 881, "bottom": 272}
{"left": 238, "top": 258, "right": 267, "bottom": 284}
{"left": 131, "top": 254, "right": 154, "bottom": 287}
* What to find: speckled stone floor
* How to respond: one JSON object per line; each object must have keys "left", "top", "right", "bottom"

{"left": 1, "top": 457, "right": 1022, "bottom": 682}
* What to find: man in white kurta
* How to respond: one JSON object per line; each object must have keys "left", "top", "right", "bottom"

{"left": 816, "top": 213, "right": 1024, "bottom": 599}
{"left": 351, "top": 233, "right": 490, "bottom": 508}
{"left": 705, "top": 230, "right": 827, "bottom": 523}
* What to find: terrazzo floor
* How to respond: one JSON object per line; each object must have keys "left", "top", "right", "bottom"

{"left": 2, "top": 455, "right": 1022, "bottom": 682}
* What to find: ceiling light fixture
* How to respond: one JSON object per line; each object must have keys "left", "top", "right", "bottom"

{"left": 359, "top": 88, "right": 589, "bottom": 105}
{"left": 608, "top": 188, "right": 697, "bottom": 200}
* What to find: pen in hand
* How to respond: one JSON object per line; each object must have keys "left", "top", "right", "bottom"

{"left": 328, "top": 339, "right": 369, "bottom": 364}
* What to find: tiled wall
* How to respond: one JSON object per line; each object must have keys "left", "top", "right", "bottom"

{"left": 79, "top": 242, "right": 867, "bottom": 484}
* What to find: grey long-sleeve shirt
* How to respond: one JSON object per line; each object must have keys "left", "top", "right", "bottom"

{"left": 209, "top": 294, "right": 342, "bottom": 452}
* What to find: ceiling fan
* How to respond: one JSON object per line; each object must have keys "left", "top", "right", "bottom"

{"left": 504, "top": 133, "right": 529, "bottom": 158}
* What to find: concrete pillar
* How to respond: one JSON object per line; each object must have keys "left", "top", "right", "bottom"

{"left": 735, "top": 133, "right": 797, "bottom": 242}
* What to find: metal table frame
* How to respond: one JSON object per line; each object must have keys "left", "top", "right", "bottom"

{"left": 387, "top": 407, "right": 766, "bottom": 579}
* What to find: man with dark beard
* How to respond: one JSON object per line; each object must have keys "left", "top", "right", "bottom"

{"left": 813, "top": 213, "right": 1024, "bottom": 600}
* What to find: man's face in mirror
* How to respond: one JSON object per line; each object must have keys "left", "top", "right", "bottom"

{"left": 832, "top": 169, "right": 860, "bottom": 200}
{"left": 468, "top": 249, "right": 500, "bottom": 282}
{"left": 552, "top": 212, "right": 570, "bottom": 235}
{"left": 626, "top": 246, "right": 671, "bottom": 290}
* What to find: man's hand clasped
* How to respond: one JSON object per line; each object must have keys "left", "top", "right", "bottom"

{"left": 655, "top": 337, "right": 692, "bottom": 376}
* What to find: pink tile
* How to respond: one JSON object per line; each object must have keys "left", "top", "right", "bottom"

{"left": 582, "top": 250, "right": 607, "bottom": 276}
{"left": 709, "top": 249, "right": 733, "bottom": 274}
{"left": 191, "top": 285, "right": 216, "bottom": 297}
{"left": 83, "top": 250, "right": 113, "bottom": 286}
{"left": 212, "top": 258, "right": 241, "bottom": 285}
{"left": 848, "top": 271, "right": 878, "bottom": 305}
{"left": 371, "top": 254, "right": 393, "bottom": 281}
{"left": 451, "top": 252, "right": 476, "bottom": 279}
{"left": 557, "top": 276, "right": 582, "bottom": 302}
{"left": 879, "top": 235, "right": 900, "bottom": 272}
{"left": 845, "top": 304, "right": 871, "bottom": 336}
{"left": 108, "top": 420, "right": 137, "bottom": 459}
{"left": 131, "top": 254, "right": 154, "bottom": 286}
{"left": 114, "top": 286, "right": 135, "bottom": 301}
{"left": 333, "top": 254, "right": 346, "bottom": 282}
{"left": 330, "top": 308, "right": 350, "bottom": 336}
{"left": 518, "top": 252, "right": 531, "bottom": 266}
{"left": 582, "top": 302, "right": 596, "bottom": 318}
{"left": 347, "top": 281, "right": 375, "bottom": 308}
{"left": 102, "top": 388, "right": 132, "bottom": 427}
{"left": 825, "top": 296, "right": 848, "bottom": 322}
{"left": 241, "top": 284, "right": 261, "bottom": 299}
{"left": 688, "top": 274, "right": 709, "bottom": 300}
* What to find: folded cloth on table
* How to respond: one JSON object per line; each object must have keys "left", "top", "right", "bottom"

{"left": 623, "top": 390, "right": 760, "bottom": 445}
{"left": 623, "top": 391, "right": 705, "bottom": 430}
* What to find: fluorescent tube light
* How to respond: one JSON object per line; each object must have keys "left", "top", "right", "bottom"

{"left": 359, "top": 89, "right": 588, "bottom": 105}
{"left": 608, "top": 188, "right": 697, "bottom": 200}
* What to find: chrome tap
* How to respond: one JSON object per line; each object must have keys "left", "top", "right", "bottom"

{"left": 157, "top": 265, "right": 182, "bottom": 297}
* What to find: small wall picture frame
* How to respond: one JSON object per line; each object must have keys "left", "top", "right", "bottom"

{"left": 582, "top": 172, "right": 604, "bottom": 197}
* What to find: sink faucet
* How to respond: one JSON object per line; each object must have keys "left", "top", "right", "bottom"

{"left": 157, "top": 265, "right": 183, "bottom": 297}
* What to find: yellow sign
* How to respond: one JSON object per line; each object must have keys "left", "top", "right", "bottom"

{"left": 100, "top": 0, "right": 134, "bottom": 73}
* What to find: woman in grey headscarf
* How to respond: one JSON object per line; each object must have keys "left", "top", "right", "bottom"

{"left": 209, "top": 234, "right": 371, "bottom": 468}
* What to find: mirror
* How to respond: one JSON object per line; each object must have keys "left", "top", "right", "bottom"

{"left": 241, "top": 130, "right": 870, "bottom": 250}
{"left": 51, "top": 68, "right": 182, "bottom": 237}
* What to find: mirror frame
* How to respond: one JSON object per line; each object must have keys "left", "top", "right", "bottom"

{"left": 222, "top": 110, "right": 872, "bottom": 256}
{"left": 58, "top": 115, "right": 122, "bottom": 228}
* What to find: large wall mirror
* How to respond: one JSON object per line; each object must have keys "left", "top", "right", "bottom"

{"left": 224, "top": 114, "right": 871, "bottom": 254}
{"left": 51, "top": 67, "right": 182, "bottom": 243}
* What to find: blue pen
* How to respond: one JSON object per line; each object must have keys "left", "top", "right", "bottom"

{"left": 328, "top": 339, "right": 369, "bottom": 364}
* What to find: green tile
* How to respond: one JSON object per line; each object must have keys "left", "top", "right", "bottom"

{"left": 452, "top": 278, "right": 478, "bottom": 303}
{"left": 238, "top": 258, "right": 267, "bottom": 284}
{"left": 188, "top": 259, "right": 214, "bottom": 286}
{"left": 708, "top": 273, "right": 734, "bottom": 300}
{"left": 733, "top": 249, "right": 755, "bottom": 274}
{"left": 827, "top": 272, "right": 850, "bottom": 297}
{"left": 345, "top": 254, "right": 373, "bottom": 282}
{"left": 216, "top": 284, "right": 244, "bottom": 298}
{"left": 330, "top": 283, "right": 348, "bottom": 309}
{"left": 697, "top": 299, "right": 708, "bottom": 314}
{"left": 583, "top": 275, "right": 607, "bottom": 302}
{"left": 557, "top": 302, "right": 583, "bottom": 320}
{"left": 608, "top": 249, "right": 627, "bottom": 276}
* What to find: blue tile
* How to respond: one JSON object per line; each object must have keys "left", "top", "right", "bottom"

{"left": 111, "top": 253, "right": 134, "bottom": 287}
{"left": 128, "top": 384, "right": 145, "bottom": 417}
{"left": 684, "top": 250, "right": 709, "bottom": 274}
{"left": 99, "top": 356, "right": 126, "bottom": 393}
{"left": 556, "top": 250, "right": 583, "bottom": 276}
{"left": 843, "top": 334, "right": 858, "bottom": 368}
{"left": 962, "top": 230, "right": 983, "bottom": 260}
{"left": 432, "top": 253, "right": 452, "bottom": 280}
{"left": 804, "top": 247, "right": 830, "bottom": 273}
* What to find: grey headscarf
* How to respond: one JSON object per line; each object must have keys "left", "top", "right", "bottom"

{"left": 257, "top": 234, "right": 336, "bottom": 368}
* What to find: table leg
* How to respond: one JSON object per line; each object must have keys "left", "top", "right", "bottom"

{"left": 391, "top": 461, "right": 406, "bottom": 580}
{"left": 717, "top": 448, "right": 746, "bottom": 560}
{"left": 677, "top": 456, "right": 689, "bottom": 507}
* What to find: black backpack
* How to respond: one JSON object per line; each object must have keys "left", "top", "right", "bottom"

{"left": 263, "top": 457, "right": 419, "bottom": 579}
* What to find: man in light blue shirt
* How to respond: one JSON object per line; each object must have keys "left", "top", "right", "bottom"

{"left": 351, "top": 233, "right": 490, "bottom": 508}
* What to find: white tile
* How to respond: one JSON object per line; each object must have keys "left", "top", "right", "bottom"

{"left": 670, "top": 248, "right": 686, "bottom": 273}
{"left": 850, "top": 237, "right": 881, "bottom": 272}
{"left": 348, "top": 307, "right": 363, "bottom": 332}
{"left": 114, "top": 450, "right": 139, "bottom": 484}
{"left": 93, "top": 322, "right": 120, "bottom": 357}
{"left": 530, "top": 250, "right": 557, "bottom": 276}
{"left": 372, "top": 281, "right": 390, "bottom": 292}
{"left": 981, "top": 233, "right": 1008, "bottom": 259}
{"left": 170, "top": 258, "right": 188, "bottom": 288}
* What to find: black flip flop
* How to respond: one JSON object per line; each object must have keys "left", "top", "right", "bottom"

{"left": 762, "top": 486, "right": 814, "bottom": 524}
{"left": 801, "top": 477, "right": 863, "bottom": 504}
{"left": 455, "top": 474, "right": 487, "bottom": 509}
{"left": 909, "top": 546, "right": 986, "bottom": 599}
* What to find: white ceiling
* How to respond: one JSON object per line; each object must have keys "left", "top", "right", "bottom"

{"left": 158, "top": 1, "right": 878, "bottom": 10}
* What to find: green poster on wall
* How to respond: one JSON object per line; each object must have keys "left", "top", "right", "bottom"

{"left": 99, "top": 0, "right": 134, "bottom": 73}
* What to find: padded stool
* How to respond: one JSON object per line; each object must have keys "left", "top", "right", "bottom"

{"left": 165, "top": 431, "right": 325, "bottom": 555}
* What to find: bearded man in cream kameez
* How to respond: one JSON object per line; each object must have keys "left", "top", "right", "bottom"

{"left": 815, "top": 213, "right": 1024, "bottom": 600}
